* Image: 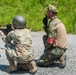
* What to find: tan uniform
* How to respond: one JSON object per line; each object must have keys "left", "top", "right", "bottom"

{"left": 55, "top": 23, "right": 67, "bottom": 49}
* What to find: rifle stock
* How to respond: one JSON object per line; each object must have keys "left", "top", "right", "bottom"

{"left": 0, "top": 24, "right": 13, "bottom": 35}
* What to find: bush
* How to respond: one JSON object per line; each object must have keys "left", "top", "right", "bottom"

{"left": 0, "top": 0, "right": 76, "bottom": 33}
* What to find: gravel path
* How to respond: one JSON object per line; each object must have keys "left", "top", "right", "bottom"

{"left": 0, "top": 32, "right": 76, "bottom": 75}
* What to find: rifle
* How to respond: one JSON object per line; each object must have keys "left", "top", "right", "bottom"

{"left": 42, "top": 16, "right": 48, "bottom": 33}
{"left": 0, "top": 24, "right": 13, "bottom": 35}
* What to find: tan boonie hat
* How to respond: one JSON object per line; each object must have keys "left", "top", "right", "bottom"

{"left": 47, "top": 5, "right": 58, "bottom": 13}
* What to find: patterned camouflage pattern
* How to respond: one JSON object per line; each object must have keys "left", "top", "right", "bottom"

{"left": 38, "top": 17, "right": 66, "bottom": 66}
{"left": 0, "top": 30, "right": 5, "bottom": 41}
{"left": 5, "top": 29, "right": 34, "bottom": 63}
{"left": 43, "top": 17, "right": 62, "bottom": 51}
{"left": 47, "top": 17, "right": 61, "bottom": 38}
{"left": 37, "top": 47, "right": 65, "bottom": 66}
{"left": 47, "top": 5, "right": 58, "bottom": 13}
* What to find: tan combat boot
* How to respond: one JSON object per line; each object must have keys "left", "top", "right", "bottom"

{"left": 59, "top": 55, "right": 66, "bottom": 68}
{"left": 7, "top": 60, "right": 17, "bottom": 72}
{"left": 25, "top": 61, "right": 37, "bottom": 74}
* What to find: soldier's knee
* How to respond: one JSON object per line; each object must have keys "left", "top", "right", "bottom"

{"left": 37, "top": 59, "right": 46, "bottom": 67}
{"left": 37, "top": 59, "right": 44, "bottom": 64}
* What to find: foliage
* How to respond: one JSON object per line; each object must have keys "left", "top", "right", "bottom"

{"left": 0, "top": 0, "right": 76, "bottom": 33}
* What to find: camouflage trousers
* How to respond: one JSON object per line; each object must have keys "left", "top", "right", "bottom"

{"left": 5, "top": 43, "right": 34, "bottom": 64}
{"left": 37, "top": 35, "right": 66, "bottom": 66}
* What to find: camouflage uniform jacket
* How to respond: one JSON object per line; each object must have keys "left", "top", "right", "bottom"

{"left": 47, "top": 16, "right": 67, "bottom": 49}
{"left": 0, "top": 30, "right": 6, "bottom": 41}
{"left": 5, "top": 29, "right": 34, "bottom": 63}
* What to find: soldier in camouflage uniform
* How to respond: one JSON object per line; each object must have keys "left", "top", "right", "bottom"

{"left": 37, "top": 5, "right": 68, "bottom": 68}
{"left": 4, "top": 15, "right": 37, "bottom": 73}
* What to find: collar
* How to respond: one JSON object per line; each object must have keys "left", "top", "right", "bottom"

{"left": 50, "top": 16, "right": 57, "bottom": 21}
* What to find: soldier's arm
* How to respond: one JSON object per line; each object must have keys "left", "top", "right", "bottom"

{"left": 44, "top": 27, "right": 57, "bottom": 52}
{"left": 0, "top": 30, "right": 6, "bottom": 42}
{"left": 47, "top": 25, "right": 57, "bottom": 45}
{"left": 5, "top": 32, "right": 12, "bottom": 43}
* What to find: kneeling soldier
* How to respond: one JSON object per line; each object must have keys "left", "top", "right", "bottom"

{"left": 5, "top": 15, "right": 37, "bottom": 74}
{"left": 37, "top": 5, "right": 67, "bottom": 68}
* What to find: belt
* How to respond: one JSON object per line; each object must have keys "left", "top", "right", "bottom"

{"left": 55, "top": 46, "right": 67, "bottom": 51}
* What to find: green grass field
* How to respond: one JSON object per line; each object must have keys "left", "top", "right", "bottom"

{"left": 0, "top": 0, "right": 76, "bottom": 33}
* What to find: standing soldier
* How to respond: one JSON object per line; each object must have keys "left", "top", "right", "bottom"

{"left": 37, "top": 5, "right": 68, "bottom": 68}
{"left": 5, "top": 15, "right": 37, "bottom": 74}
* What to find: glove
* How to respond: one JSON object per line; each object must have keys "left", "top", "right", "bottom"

{"left": 6, "top": 24, "right": 13, "bottom": 35}
{"left": 47, "top": 38, "right": 54, "bottom": 45}
{"left": 42, "top": 16, "right": 48, "bottom": 27}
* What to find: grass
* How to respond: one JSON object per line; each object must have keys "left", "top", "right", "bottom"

{"left": 0, "top": 0, "right": 76, "bottom": 34}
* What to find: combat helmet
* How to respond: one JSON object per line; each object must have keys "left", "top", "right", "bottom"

{"left": 12, "top": 15, "right": 26, "bottom": 29}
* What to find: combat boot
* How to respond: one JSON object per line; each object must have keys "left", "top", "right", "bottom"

{"left": 25, "top": 61, "right": 37, "bottom": 74}
{"left": 7, "top": 60, "right": 17, "bottom": 72}
{"left": 17, "top": 63, "right": 29, "bottom": 71}
{"left": 59, "top": 55, "right": 66, "bottom": 68}
{"left": 17, "top": 63, "right": 24, "bottom": 70}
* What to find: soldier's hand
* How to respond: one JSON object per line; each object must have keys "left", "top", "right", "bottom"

{"left": 42, "top": 16, "right": 48, "bottom": 27}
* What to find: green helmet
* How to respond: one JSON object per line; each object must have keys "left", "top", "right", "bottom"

{"left": 12, "top": 15, "right": 26, "bottom": 29}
